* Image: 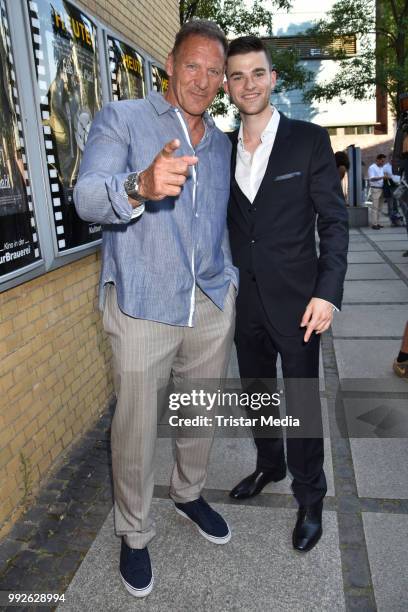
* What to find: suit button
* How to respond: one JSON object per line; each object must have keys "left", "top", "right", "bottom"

{"left": 250, "top": 239, "right": 256, "bottom": 245}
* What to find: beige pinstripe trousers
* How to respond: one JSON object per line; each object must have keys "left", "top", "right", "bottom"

{"left": 103, "top": 283, "right": 235, "bottom": 549}
{"left": 370, "top": 187, "right": 384, "bottom": 225}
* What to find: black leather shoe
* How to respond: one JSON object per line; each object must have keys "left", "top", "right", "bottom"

{"left": 292, "top": 500, "right": 323, "bottom": 552}
{"left": 229, "top": 468, "right": 286, "bottom": 499}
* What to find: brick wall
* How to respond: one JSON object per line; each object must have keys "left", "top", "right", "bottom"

{"left": 0, "top": 254, "right": 112, "bottom": 536}
{"left": 0, "top": 0, "right": 179, "bottom": 537}
{"left": 87, "top": 0, "right": 180, "bottom": 64}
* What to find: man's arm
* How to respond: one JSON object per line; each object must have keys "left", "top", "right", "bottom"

{"left": 74, "top": 103, "right": 142, "bottom": 225}
{"left": 301, "top": 127, "right": 349, "bottom": 342}
{"left": 74, "top": 103, "right": 197, "bottom": 225}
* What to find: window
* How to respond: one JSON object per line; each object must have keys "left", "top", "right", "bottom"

{"left": 344, "top": 125, "right": 375, "bottom": 135}
{"left": 326, "top": 127, "right": 338, "bottom": 135}
{"left": 357, "top": 125, "right": 375, "bottom": 135}
{"left": 264, "top": 35, "right": 357, "bottom": 60}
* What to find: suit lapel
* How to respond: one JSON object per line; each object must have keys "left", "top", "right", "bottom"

{"left": 252, "top": 113, "right": 292, "bottom": 208}
{"left": 229, "top": 114, "right": 293, "bottom": 213}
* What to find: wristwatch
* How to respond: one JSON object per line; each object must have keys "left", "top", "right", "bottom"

{"left": 124, "top": 172, "right": 145, "bottom": 203}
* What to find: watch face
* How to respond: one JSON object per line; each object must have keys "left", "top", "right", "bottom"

{"left": 125, "top": 173, "right": 138, "bottom": 193}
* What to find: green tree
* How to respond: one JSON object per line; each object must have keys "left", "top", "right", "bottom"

{"left": 178, "top": 0, "right": 312, "bottom": 116}
{"left": 179, "top": 0, "right": 287, "bottom": 34}
{"left": 304, "top": 0, "right": 408, "bottom": 119}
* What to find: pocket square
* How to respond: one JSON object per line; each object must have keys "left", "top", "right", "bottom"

{"left": 273, "top": 171, "right": 302, "bottom": 181}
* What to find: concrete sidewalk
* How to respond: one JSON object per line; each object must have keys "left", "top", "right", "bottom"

{"left": 1, "top": 222, "right": 407, "bottom": 612}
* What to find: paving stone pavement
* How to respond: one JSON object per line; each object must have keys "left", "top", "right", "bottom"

{"left": 0, "top": 220, "right": 407, "bottom": 612}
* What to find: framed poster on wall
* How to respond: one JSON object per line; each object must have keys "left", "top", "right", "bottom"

{"left": 150, "top": 63, "right": 168, "bottom": 94}
{"left": 0, "top": 0, "right": 41, "bottom": 280}
{"left": 107, "top": 35, "right": 145, "bottom": 101}
{"left": 26, "top": 0, "right": 102, "bottom": 253}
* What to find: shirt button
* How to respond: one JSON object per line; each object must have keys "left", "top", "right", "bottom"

{"left": 195, "top": 213, "right": 199, "bottom": 218}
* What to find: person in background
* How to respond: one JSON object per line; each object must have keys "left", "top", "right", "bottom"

{"left": 383, "top": 154, "right": 402, "bottom": 226}
{"left": 393, "top": 322, "right": 408, "bottom": 378}
{"left": 367, "top": 153, "right": 387, "bottom": 229}
{"left": 398, "top": 192, "right": 408, "bottom": 256}
{"left": 335, "top": 151, "right": 350, "bottom": 181}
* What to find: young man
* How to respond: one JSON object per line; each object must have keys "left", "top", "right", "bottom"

{"left": 225, "top": 36, "right": 348, "bottom": 552}
{"left": 74, "top": 20, "right": 237, "bottom": 597}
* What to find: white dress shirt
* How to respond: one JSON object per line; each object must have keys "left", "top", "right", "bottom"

{"left": 235, "top": 107, "right": 280, "bottom": 202}
{"left": 368, "top": 162, "right": 385, "bottom": 188}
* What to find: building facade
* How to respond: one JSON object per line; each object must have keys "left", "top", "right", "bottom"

{"left": 270, "top": 0, "right": 394, "bottom": 168}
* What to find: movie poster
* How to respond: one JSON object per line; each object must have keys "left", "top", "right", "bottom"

{"left": 150, "top": 63, "right": 168, "bottom": 94}
{"left": 27, "top": 0, "right": 102, "bottom": 252}
{"left": 0, "top": 0, "right": 41, "bottom": 279}
{"left": 107, "top": 36, "right": 145, "bottom": 101}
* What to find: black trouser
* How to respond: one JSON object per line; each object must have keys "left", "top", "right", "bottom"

{"left": 234, "top": 279, "right": 327, "bottom": 506}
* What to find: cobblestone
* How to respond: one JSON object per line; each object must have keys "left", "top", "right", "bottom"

{"left": 0, "top": 415, "right": 113, "bottom": 597}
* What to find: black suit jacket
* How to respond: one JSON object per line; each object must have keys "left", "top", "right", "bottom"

{"left": 227, "top": 113, "right": 349, "bottom": 336}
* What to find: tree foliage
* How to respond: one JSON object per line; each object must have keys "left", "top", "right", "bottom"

{"left": 304, "top": 0, "right": 408, "bottom": 119}
{"left": 179, "top": 0, "right": 290, "bottom": 34}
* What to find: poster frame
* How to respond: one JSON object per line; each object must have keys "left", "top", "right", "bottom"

{"left": 23, "top": 0, "right": 106, "bottom": 257}
{"left": 0, "top": 0, "right": 45, "bottom": 288}
{"left": 102, "top": 26, "right": 148, "bottom": 103}
{"left": 148, "top": 59, "right": 168, "bottom": 94}
{"left": 1, "top": 0, "right": 111, "bottom": 292}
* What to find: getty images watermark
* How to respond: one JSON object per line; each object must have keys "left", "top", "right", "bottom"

{"left": 157, "top": 377, "right": 408, "bottom": 439}
{"left": 166, "top": 389, "right": 300, "bottom": 429}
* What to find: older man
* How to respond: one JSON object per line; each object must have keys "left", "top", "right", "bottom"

{"left": 74, "top": 20, "right": 237, "bottom": 597}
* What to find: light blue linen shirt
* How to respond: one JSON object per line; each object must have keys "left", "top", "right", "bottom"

{"left": 74, "top": 91, "right": 238, "bottom": 326}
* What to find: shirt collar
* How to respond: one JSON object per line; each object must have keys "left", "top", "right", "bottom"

{"left": 238, "top": 106, "right": 280, "bottom": 149}
{"left": 147, "top": 90, "right": 215, "bottom": 128}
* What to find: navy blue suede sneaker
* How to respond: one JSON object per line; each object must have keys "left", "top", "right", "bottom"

{"left": 174, "top": 496, "right": 231, "bottom": 544}
{"left": 119, "top": 539, "right": 153, "bottom": 597}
